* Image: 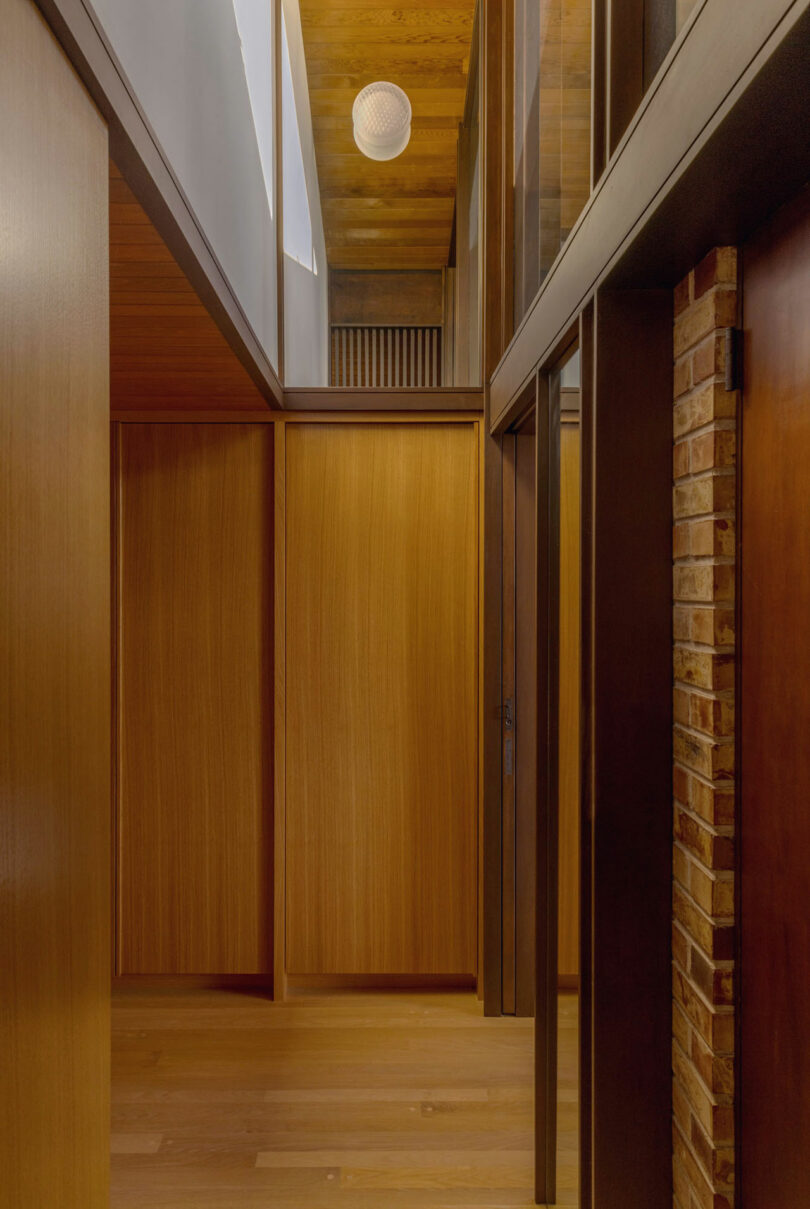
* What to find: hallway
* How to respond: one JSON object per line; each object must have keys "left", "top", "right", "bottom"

{"left": 111, "top": 990, "right": 579, "bottom": 1208}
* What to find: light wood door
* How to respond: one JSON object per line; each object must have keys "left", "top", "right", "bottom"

{"left": 117, "top": 423, "right": 273, "bottom": 974}
{"left": 285, "top": 422, "right": 478, "bottom": 976}
{"left": 0, "top": 0, "right": 110, "bottom": 1202}
{"left": 741, "top": 192, "right": 810, "bottom": 1208}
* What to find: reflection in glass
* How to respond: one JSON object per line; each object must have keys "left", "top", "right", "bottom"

{"left": 514, "top": 0, "right": 592, "bottom": 325}
{"left": 557, "top": 344, "right": 581, "bottom": 1206}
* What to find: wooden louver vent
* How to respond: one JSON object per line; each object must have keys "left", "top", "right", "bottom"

{"left": 331, "top": 324, "right": 442, "bottom": 388}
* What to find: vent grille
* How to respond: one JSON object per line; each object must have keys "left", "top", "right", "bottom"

{"left": 331, "top": 325, "right": 442, "bottom": 388}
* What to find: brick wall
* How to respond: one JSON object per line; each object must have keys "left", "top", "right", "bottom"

{"left": 672, "top": 248, "right": 738, "bottom": 1209}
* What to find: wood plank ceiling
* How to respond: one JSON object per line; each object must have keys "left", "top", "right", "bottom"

{"left": 299, "top": 1, "right": 477, "bottom": 270}
{"left": 109, "top": 162, "right": 270, "bottom": 411}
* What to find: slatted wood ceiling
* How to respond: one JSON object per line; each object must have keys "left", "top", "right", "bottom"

{"left": 299, "top": 1, "right": 477, "bottom": 270}
{"left": 110, "top": 162, "right": 269, "bottom": 411}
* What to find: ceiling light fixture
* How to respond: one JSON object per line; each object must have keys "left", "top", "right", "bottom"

{"left": 352, "top": 82, "right": 412, "bottom": 161}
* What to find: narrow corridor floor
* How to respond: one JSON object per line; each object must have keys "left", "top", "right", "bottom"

{"left": 112, "top": 988, "right": 578, "bottom": 1208}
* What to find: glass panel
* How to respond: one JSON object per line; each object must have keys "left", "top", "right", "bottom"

{"left": 514, "top": 0, "right": 592, "bottom": 325}
{"left": 281, "top": 3, "right": 329, "bottom": 386}
{"left": 556, "top": 343, "right": 581, "bottom": 1207}
{"left": 454, "top": 54, "right": 482, "bottom": 387}
{"left": 93, "top": 0, "right": 279, "bottom": 369}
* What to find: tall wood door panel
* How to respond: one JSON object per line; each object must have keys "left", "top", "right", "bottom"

{"left": 285, "top": 423, "right": 479, "bottom": 976}
{"left": 117, "top": 423, "right": 273, "bottom": 974}
{"left": 1, "top": 0, "right": 110, "bottom": 1203}
{"left": 741, "top": 192, "right": 810, "bottom": 1208}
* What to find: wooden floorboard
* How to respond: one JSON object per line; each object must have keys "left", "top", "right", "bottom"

{"left": 111, "top": 989, "right": 579, "bottom": 1207}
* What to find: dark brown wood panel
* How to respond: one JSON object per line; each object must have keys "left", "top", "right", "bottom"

{"left": 583, "top": 288, "right": 672, "bottom": 1209}
{"left": 0, "top": 0, "right": 110, "bottom": 1202}
{"left": 117, "top": 423, "right": 273, "bottom": 975}
{"left": 110, "top": 163, "right": 271, "bottom": 412}
{"left": 740, "top": 189, "right": 810, "bottom": 1209}
{"left": 514, "top": 421, "right": 538, "bottom": 1017}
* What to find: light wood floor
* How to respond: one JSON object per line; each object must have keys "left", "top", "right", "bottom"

{"left": 111, "top": 988, "right": 579, "bottom": 1209}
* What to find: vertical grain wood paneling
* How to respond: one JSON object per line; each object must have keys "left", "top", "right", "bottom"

{"left": 558, "top": 418, "right": 581, "bottom": 981}
{"left": 585, "top": 288, "right": 672, "bottom": 1209}
{"left": 109, "top": 164, "right": 270, "bottom": 412}
{"left": 0, "top": 0, "right": 110, "bottom": 1203}
{"left": 501, "top": 434, "right": 518, "bottom": 1013}
{"left": 285, "top": 423, "right": 478, "bottom": 975}
{"left": 273, "top": 420, "right": 287, "bottom": 999}
{"left": 741, "top": 190, "right": 810, "bottom": 1209}
{"left": 117, "top": 423, "right": 273, "bottom": 974}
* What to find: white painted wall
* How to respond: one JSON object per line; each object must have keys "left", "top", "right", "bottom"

{"left": 92, "top": 0, "right": 280, "bottom": 371}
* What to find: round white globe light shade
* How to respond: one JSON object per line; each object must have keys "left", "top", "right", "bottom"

{"left": 352, "top": 82, "right": 412, "bottom": 161}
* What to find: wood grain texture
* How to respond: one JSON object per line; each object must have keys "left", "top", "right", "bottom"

{"left": 299, "top": 0, "right": 477, "bottom": 268}
{"left": 110, "top": 163, "right": 270, "bottom": 412}
{"left": 513, "top": 423, "right": 538, "bottom": 1016}
{"left": 0, "top": 0, "right": 110, "bottom": 1203}
{"left": 110, "top": 987, "right": 581, "bottom": 1207}
{"left": 285, "top": 423, "right": 479, "bottom": 975}
{"left": 558, "top": 418, "right": 581, "bottom": 982}
{"left": 329, "top": 270, "right": 444, "bottom": 325}
{"left": 741, "top": 189, "right": 810, "bottom": 1208}
{"left": 117, "top": 424, "right": 273, "bottom": 974}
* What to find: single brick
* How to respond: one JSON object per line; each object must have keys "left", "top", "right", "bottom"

{"left": 675, "top": 354, "right": 693, "bottom": 400}
{"left": 674, "top": 288, "right": 738, "bottom": 358}
{"left": 692, "top": 332, "right": 726, "bottom": 385}
{"left": 690, "top": 778, "right": 735, "bottom": 827}
{"left": 694, "top": 247, "right": 738, "bottom": 298}
{"left": 689, "top": 693, "right": 734, "bottom": 739}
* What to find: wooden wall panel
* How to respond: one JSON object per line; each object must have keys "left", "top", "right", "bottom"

{"left": 558, "top": 418, "right": 581, "bottom": 982}
{"left": 117, "top": 423, "right": 273, "bottom": 974}
{"left": 329, "top": 269, "right": 444, "bottom": 326}
{"left": 0, "top": 0, "right": 110, "bottom": 1203}
{"left": 285, "top": 422, "right": 478, "bottom": 975}
{"left": 110, "top": 163, "right": 270, "bottom": 412}
{"left": 741, "top": 190, "right": 810, "bottom": 1209}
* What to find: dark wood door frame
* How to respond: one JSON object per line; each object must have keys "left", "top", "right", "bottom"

{"left": 485, "top": 286, "right": 672, "bottom": 1207}
{"left": 501, "top": 404, "right": 539, "bottom": 1019}
{"left": 580, "top": 286, "right": 673, "bottom": 1209}
{"left": 535, "top": 366, "right": 561, "bottom": 1205}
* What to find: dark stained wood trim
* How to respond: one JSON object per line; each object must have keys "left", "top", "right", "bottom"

{"left": 535, "top": 366, "right": 560, "bottom": 1205}
{"left": 490, "top": 0, "right": 810, "bottom": 430}
{"left": 482, "top": 420, "right": 504, "bottom": 1016}
{"left": 33, "top": 0, "right": 283, "bottom": 408}
{"left": 283, "top": 388, "right": 484, "bottom": 412}
{"left": 578, "top": 300, "right": 596, "bottom": 1209}
{"left": 110, "top": 421, "right": 122, "bottom": 977}
{"left": 607, "top": 0, "right": 645, "bottom": 154}
{"left": 500, "top": 434, "right": 517, "bottom": 1017}
{"left": 273, "top": 420, "right": 286, "bottom": 1001}
{"left": 585, "top": 287, "right": 672, "bottom": 1209}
